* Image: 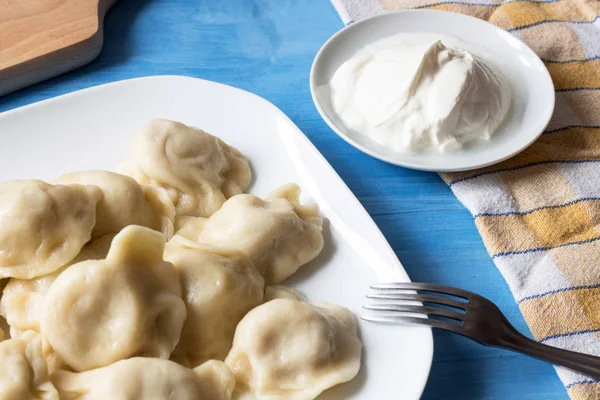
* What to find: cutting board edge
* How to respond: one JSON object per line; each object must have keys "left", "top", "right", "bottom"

{"left": 0, "top": 32, "right": 103, "bottom": 97}
{"left": 0, "top": 0, "right": 118, "bottom": 97}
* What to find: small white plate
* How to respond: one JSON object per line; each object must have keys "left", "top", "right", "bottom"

{"left": 0, "top": 76, "right": 433, "bottom": 399}
{"left": 310, "top": 10, "right": 555, "bottom": 172}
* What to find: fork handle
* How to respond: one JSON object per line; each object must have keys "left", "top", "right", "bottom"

{"left": 499, "top": 329, "right": 600, "bottom": 380}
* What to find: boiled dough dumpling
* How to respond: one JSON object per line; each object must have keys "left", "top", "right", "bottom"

{"left": 118, "top": 119, "right": 252, "bottom": 217}
{"left": 225, "top": 299, "right": 361, "bottom": 400}
{"left": 0, "top": 331, "right": 60, "bottom": 400}
{"left": 0, "top": 180, "right": 101, "bottom": 279}
{"left": 264, "top": 285, "right": 307, "bottom": 302}
{"left": 0, "top": 235, "right": 114, "bottom": 338}
{"left": 194, "top": 360, "right": 237, "bottom": 400}
{"left": 40, "top": 226, "right": 186, "bottom": 371}
{"left": 54, "top": 170, "right": 175, "bottom": 239}
{"left": 191, "top": 184, "right": 323, "bottom": 284}
{"left": 165, "top": 237, "right": 264, "bottom": 366}
{"left": 53, "top": 358, "right": 234, "bottom": 400}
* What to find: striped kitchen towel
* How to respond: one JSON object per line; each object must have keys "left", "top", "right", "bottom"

{"left": 329, "top": 0, "right": 600, "bottom": 398}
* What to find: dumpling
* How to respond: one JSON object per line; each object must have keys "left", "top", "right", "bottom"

{"left": 0, "top": 180, "right": 101, "bottom": 279}
{"left": 264, "top": 285, "right": 307, "bottom": 302}
{"left": 173, "top": 215, "right": 207, "bottom": 239}
{"left": 0, "top": 235, "right": 114, "bottom": 338}
{"left": 2, "top": 268, "right": 54, "bottom": 337}
{"left": 54, "top": 170, "right": 175, "bottom": 239}
{"left": 118, "top": 119, "right": 252, "bottom": 217}
{"left": 225, "top": 299, "right": 361, "bottom": 400}
{"left": 194, "top": 360, "right": 237, "bottom": 400}
{"left": 53, "top": 358, "right": 234, "bottom": 400}
{"left": 184, "top": 184, "right": 323, "bottom": 284}
{"left": 0, "top": 331, "right": 60, "bottom": 400}
{"left": 40, "top": 226, "right": 186, "bottom": 371}
{"left": 165, "top": 236, "right": 264, "bottom": 366}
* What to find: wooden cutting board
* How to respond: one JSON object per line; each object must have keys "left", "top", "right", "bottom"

{"left": 0, "top": 0, "right": 118, "bottom": 97}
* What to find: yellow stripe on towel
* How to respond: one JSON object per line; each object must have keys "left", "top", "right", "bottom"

{"left": 491, "top": 0, "right": 598, "bottom": 31}
{"left": 379, "top": 0, "right": 600, "bottom": 30}
{"left": 568, "top": 382, "right": 600, "bottom": 400}
{"left": 547, "top": 60, "right": 600, "bottom": 90}
{"left": 417, "top": 3, "right": 498, "bottom": 20}
{"left": 520, "top": 286, "right": 600, "bottom": 341}
{"left": 422, "top": 0, "right": 598, "bottom": 28}
{"left": 520, "top": 23, "right": 587, "bottom": 61}
{"left": 476, "top": 215, "right": 539, "bottom": 255}
{"left": 476, "top": 201, "right": 598, "bottom": 256}
{"left": 520, "top": 203, "right": 597, "bottom": 249}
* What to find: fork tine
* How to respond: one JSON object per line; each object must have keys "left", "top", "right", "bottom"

{"left": 366, "top": 292, "right": 467, "bottom": 310}
{"left": 360, "top": 315, "right": 464, "bottom": 334}
{"left": 371, "top": 282, "right": 473, "bottom": 300}
{"left": 363, "top": 304, "right": 463, "bottom": 321}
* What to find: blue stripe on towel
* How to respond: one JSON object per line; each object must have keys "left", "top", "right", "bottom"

{"left": 540, "top": 328, "right": 600, "bottom": 343}
{"left": 448, "top": 160, "right": 600, "bottom": 187}
{"left": 474, "top": 197, "right": 600, "bottom": 218}
{"left": 518, "top": 283, "right": 600, "bottom": 303}
{"left": 507, "top": 15, "right": 600, "bottom": 32}
{"left": 565, "top": 379, "right": 599, "bottom": 389}
{"left": 556, "top": 87, "right": 600, "bottom": 93}
{"left": 543, "top": 125, "right": 600, "bottom": 135}
{"left": 542, "top": 55, "right": 600, "bottom": 63}
{"left": 491, "top": 236, "right": 600, "bottom": 258}
{"left": 411, "top": 0, "right": 562, "bottom": 9}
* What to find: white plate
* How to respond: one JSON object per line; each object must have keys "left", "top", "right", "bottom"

{"left": 0, "top": 76, "right": 433, "bottom": 399}
{"left": 310, "top": 10, "right": 555, "bottom": 172}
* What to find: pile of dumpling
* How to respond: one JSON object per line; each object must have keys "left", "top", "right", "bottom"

{"left": 0, "top": 119, "right": 362, "bottom": 400}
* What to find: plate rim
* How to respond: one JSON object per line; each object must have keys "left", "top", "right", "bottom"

{"left": 0, "top": 75, "right": 435, "bottom": 399}
{"left": 309, "top": 9, "right": 556, "bottom": 172}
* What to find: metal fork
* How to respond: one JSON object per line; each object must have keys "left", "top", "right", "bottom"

{"left": 363, "top": 282, "right": 600, "bottom": 379}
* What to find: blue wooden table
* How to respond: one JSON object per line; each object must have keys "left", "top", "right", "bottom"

{"left": 0, "top": 1, "right": 568, "bottom": 398}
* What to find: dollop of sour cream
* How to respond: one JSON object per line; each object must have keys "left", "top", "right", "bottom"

{"left": 329, "top": 34, "right": 511, "bottom": 152}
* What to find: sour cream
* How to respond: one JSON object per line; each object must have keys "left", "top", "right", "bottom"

{"left": 329, "top": 34, "right": 511, "bottom": 152}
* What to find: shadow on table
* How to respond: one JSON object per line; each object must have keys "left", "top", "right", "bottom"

{"left": 62, "top": 0, "right": 160, "bottom": 74}
{"left": 91, "top": 0, "right": 158, "bottom": 65}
